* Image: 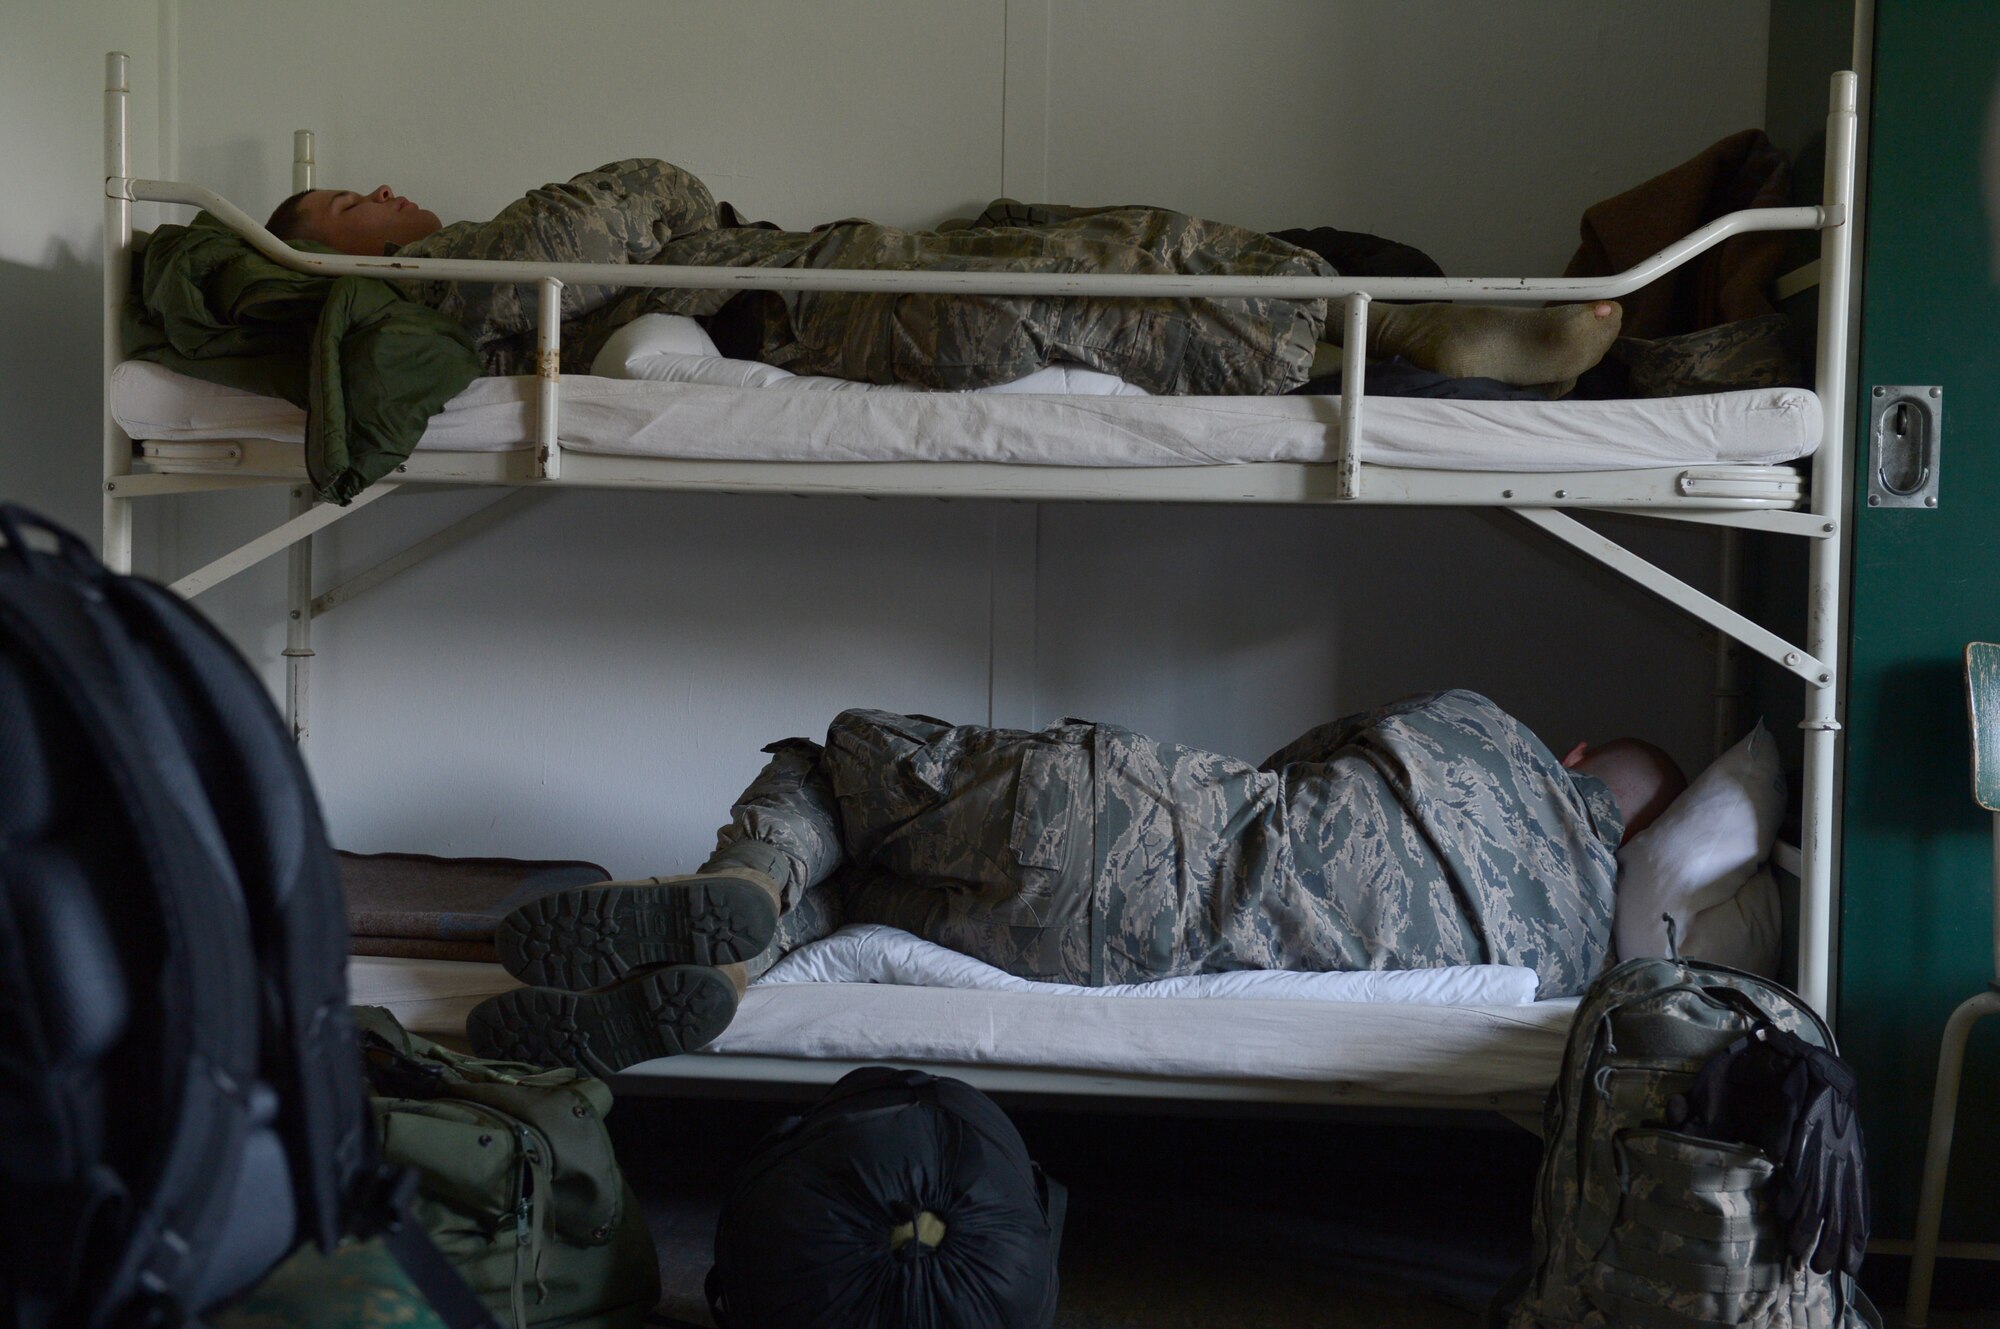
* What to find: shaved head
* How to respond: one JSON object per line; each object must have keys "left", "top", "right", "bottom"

{"left": 266, "top": 185, "right": 441, "bottom": 256}
{"left": 1562, "top": 738, "right": 1688, "bottom": 844}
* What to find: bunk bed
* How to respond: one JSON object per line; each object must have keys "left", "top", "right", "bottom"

{"left": 97, "top": 53, "right": 1861, "bottom": 1116}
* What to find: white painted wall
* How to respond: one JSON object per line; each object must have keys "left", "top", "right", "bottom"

{"left": 8, "top": 0, "right": 1775, "bottom": 876}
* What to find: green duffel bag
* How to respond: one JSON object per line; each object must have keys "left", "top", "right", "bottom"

{"left": 354, "top": 1007, "right": 660, "bottom": 1329}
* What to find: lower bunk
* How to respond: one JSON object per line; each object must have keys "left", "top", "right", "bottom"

{"left": 349, "top": 951, "right": 1576, "bottom": 1115}
{"left": 342, "top": 661, "right": 1796, "bottom": 1122}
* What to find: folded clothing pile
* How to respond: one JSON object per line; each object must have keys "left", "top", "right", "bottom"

{"left": 340, "top": 851, "right": 611, "bottom": 962}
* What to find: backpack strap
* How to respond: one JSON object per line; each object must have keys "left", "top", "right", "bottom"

{"left": 381, "top": 1222, "right": 507, "bottom": 1329}
{"left": 350, "top": 1164, "right": 504, "bottom": 1329}
{"left": 105, "top": 575, "right": 365, "bottom": 1253}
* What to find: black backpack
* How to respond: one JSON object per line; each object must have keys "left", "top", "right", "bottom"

{"left": 707, "top": 1066, "right": 1066, "bottom": 1329}
{"left": 0, "top": 505, "right": 496, "bottom": 1329}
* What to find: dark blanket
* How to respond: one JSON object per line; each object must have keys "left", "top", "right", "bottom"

{"left": 1564, "top": 129, "right": 1794, "bottom": 341}
{"left": 1293, "top": 356, "right": 1548, "bottom": 401}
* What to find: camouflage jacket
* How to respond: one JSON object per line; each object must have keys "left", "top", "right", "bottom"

{"left": 393, "top": 159, "right": 1332, "bottom": 394}
{"left": 710, "top": 691, "right": 1623, "bottom": 995}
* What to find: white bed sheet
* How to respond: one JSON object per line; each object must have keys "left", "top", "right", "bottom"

{"left": 111, "top": 360, "right": 1821, "bottom": 473}
{"left": 762, "top": 924, "right": 1541, "bottom": 1004}
{"left": 683, "top": 980, "right": 1580, "bottom": 1099}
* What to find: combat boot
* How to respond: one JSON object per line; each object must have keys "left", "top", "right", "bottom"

{"left": 494, "top": 869, "right": 781, "bottom": 990}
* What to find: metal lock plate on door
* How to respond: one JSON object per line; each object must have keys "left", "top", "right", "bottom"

{"left": 1867, "top": 385, "right": 1942, "bottom": 509}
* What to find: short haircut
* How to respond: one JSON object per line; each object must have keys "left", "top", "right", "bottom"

{"left": 266, "top": 190, "right": 315, "bottom": 242}
{"left": 1577, "top": 738, "right": 1689, "bottom": 842}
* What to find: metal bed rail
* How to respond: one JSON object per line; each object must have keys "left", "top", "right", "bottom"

{"left": 97, "top": 50, "right": 1861, "bottom": 1016}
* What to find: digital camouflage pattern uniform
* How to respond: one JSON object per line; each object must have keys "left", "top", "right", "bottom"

{"left": 391, "top": 158, "right": 1332, "bottom": 395}
{"left": 703, "top": 690, "right": 1624, "bottom": 997}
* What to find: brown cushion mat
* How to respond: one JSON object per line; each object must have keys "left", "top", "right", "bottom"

{"left": 339, "top": 850, "right": 611, "bottom": 946}
{"left": 347, "top": 935, "right": 504, "bottom": 964}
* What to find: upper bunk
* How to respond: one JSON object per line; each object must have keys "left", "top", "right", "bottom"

{"left": 102, "top": 73, "right": 1859, "bottom": 530}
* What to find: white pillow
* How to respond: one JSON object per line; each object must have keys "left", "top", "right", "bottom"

{"left": 1613, "top": 721, "right": 1786, "bottom": 967}
{"left": 591, "top": 312, "right": 721, "bottom": 373}
{"left": 1681, "top": 867, "right": 1783, "bottom": 977}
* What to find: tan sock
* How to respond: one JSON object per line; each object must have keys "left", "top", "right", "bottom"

{"left": 1322, "top": 300, "right": 1622, "bottom": 386}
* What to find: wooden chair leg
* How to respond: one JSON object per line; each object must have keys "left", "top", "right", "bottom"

{"left": 1905, "top": 990, "right": 2000, "bottom": 1326}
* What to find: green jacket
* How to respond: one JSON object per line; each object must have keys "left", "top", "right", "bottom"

{"left": 124, "top": 213, "right": 482, "bottom": 503}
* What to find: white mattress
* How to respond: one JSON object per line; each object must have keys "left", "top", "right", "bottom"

{"left": 111, "top": 360, "right": 1821, "bottom": 473}
{"left": 347, "top": 951, "right": 1577, "bottom": 1102}
{"left": 683, "top": 981, "right": 1580, "bottom": 1100}
{"left": 763, "top": 924, "right": 1542, "bottom": 1005}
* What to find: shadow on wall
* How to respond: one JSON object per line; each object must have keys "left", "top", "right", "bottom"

{"left": 0, "top": 242, "right": 112, "bottom": 540}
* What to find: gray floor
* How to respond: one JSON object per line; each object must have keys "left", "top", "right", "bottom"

{"left": 611, "top": 1098, "right": 2000, "bottom": 1329}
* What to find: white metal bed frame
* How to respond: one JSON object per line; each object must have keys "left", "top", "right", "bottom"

{"left": 99, "top": 54, "right": 1859, "bottom": 1055}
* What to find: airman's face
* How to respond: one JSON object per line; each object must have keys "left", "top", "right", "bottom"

{"left": 291, "top": 186, "right": 442, "bottom": 255}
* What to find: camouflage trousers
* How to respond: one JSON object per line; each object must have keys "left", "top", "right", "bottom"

{"left": 392, "top": 158, "right": 1332, "bottom": 395}
{"left": 706, "top": 692, "right": 1621, "bottom": 995}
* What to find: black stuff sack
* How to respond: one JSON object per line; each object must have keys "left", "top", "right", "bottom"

{"left": 707, "top": 1067, "right": 1065, "bottom": 1329}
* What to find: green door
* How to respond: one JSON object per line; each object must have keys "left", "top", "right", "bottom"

{"left": 1841, "top": 0, "right": 2000, "bottom": 1242}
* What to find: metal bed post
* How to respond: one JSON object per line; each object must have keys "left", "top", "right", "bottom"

{"left": 285, "top": 485, "right": 314, "bottom": 743}
{"left": 102, "top": 52, "right": 133, "bottom": 573}
{"left": 1337, "top": 293, "right": 1368, "bottom": 500}
{"left": 285, "top": 133, "right": 316, "bottom": 745}
{"left": 537, "top": 277, "right": 563, "bottom": 480}
{"left": 1797, "top": 71, "right": 1860, "bottom": 1019}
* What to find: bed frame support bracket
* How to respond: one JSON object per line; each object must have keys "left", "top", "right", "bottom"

{"left": 1623, "top": 508, "right": 1836, "bottom": 539}
{"left": 1511, "top": 508, "right": 1830, "bottom": 689}
{"left": 167, "top": 481, "right": 399, "bottom": 600}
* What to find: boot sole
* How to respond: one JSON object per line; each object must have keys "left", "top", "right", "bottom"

{"left": 497, "top": 874, "right": 779, "bottom": 988}
{"left": 465, "top": 966, "right": 738, "bottom": 1076}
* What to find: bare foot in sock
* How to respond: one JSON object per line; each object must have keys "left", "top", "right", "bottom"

{"left": 1325, "top": 300, "right": 1623, "bottom": 386}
